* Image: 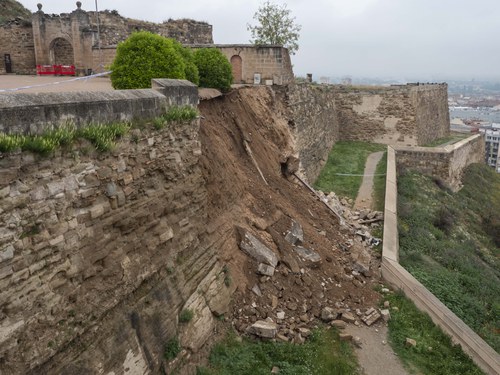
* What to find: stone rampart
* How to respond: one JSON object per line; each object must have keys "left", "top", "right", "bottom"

{"left": 282, "top": 83, "right": 450, "bottom": 184}
{"left": 394, "top": 134, "right": 485, "bottom": 191}
{"left": 0, "top": 81, "right": 232, "bottom": 374}
{"left": 336, "top": 83, "right": 449, "bottom": 147}
{"left": 284, "top": 84, "right": 339, "bottom": 182}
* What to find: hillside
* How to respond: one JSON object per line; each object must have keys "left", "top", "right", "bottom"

{"left": 398, "top": 164, "right": 500, "bottom": 352}
{"left": 0, "top": 0, "right": 31, "bottom": 24}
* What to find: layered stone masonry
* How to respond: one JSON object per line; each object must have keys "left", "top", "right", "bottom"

{"left": 0, "top": 19, "right": 35, "bottom": 74}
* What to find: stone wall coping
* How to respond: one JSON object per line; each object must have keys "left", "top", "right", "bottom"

{"left": 381, "top": 144, "right": 500, "bottom": 375}
{"left": 0, "top": 89, "right": 164, "bottom": 109}
{"left": 393, "top": 134, "right": 483, "bottom": 154}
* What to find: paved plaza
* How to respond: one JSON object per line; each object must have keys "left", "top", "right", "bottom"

{"left": 0, "top": 74, "right": 113, "bottom": 94}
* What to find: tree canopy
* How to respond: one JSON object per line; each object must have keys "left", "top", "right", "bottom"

{"left": 193, "top": 48, "right": 233, "bottom": 92}
{"left": 247, "top": 1, "right": 301, "bottom": 55}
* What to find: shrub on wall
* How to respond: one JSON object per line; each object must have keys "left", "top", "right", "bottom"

{"left": 193, "top": 48, "right": 232, "bottom": 92}
{"left": 110, "top": 31, "right": 188, "bottom": 89}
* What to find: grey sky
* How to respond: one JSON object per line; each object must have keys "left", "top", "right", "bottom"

{"left": 19, "top": 0, "right": 500, "bottom": 81}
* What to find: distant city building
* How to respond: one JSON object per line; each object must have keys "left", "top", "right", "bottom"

{"left": 481, "top": 124, "right": 500, "bottom": 173}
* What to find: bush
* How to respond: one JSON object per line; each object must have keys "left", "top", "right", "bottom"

{"left": 179, "top": 309, "right": 194, "bottom": 323}
{"left": 110, "top": 31, "right": 187, "bottom": 89}
{"left": 164, "top": 337, "right": 181, "bottom": 361}
{"left": 193, "top": 48, "right": 233, "bottom": 91}
{"left": 173, "top": 41, "right": 200, "bottom": 86}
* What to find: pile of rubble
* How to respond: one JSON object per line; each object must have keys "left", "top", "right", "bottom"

{"left": 318, "top": 191, "right": 383, "bottom": 247}
{"left": 230, "top": 210, "right": 387, "bottom": 344}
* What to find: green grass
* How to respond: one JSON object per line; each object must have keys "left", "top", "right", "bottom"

{"left": 0, "top": 122, "right": 130, "bottom": 154}
{"left": 398, "top": 164, "right": 500, "bottom": 352}
{"left": 423, "top": 134, "right": 468, "bottom": 147}
{"left": 314, "top": 141, "right": 386, "bottom": 201}
{"left": 179, "top": 309, "right": 194, "bottom": 323}
{"left": 154, "top": 105, "right": 199, "bottom": 129}
{"left": 385, "top": 292, "right": 484, "bottom": 375}
{"left": 197, "top": 329, "right": 360, "bottom": 375}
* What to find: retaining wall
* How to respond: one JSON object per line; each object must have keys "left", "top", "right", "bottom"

{"left": 381, "top": 147, "right": 500, "bottom": 375}
{"left": 0, "top": 79, "right": 198, "bottom": 135}
{"left": 394, "top": 134, "right": 485, "bottom": 191}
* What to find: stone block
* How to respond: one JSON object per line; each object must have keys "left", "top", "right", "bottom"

{"left": 249, "top": 320, "right": 277, "bottom": 339}
{"left": 0, "top": 245, "right": 14, "bottom": 263}
{"left": 257, "top": 263, "right": 275, "bottom": 277}
{"left": 238, "top": 228, "right": 279, "bottom": 267}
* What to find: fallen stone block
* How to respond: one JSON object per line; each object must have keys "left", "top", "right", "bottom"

{"left": 257, "top": 263, "right": 275, "bottom": 277}
{"left": 331, "top": 320, "right": 347, "bottom": 329}
{"left": 249, "top": 320, "right": 277, "bottom": 339}
{"left": 339, "top": 333, "right": 353, "bottom": 341}
{"left": 284, "top": 220, "right": 303, "bottom": 245}
{"left": 321, "top": 307, "right": 337, "bottom": 322}
{"left": 237, "top": 227, "right": 278, "bottom": 267}
{"left": 406, "top": 338, "right": 417, "bottom": 347}
{"left": 362, "top": 310, "right": 382, "bottom": 326}
{"left": 341, "top": 312, "right": 356, "bottom": 324}
{"left": 294, "top": 246, "right": 321, "bottom": 264}
{"left": 381, "top": 309, "right": 391, "bottom": 322}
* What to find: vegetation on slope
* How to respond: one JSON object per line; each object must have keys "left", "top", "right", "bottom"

{"left": 385, "top": 292, "right": 484, "bottom": 375}
{"left": 314, "top": 141, "right": 387, "bottom": 203}
{"left": 197, "top": 328, "right": 360, "bottom": 375}
{"left": 0, "top": 0, "right": 31, "bottom": 24}
{"left": 398, "top": 164, "right": 500, "bottom": 352}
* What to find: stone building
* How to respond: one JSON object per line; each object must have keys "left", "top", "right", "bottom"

{"left": 0, "top": 2, "right": 294, "bottom": 84}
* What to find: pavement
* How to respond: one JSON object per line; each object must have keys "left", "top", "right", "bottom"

{"left": 0, "top": 74, "right": 113, "bottom": 94}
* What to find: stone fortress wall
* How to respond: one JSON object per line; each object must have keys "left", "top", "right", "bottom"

{"left": 0, "top": 80, "right": 234, "bottom": 374}
{"left": 0, "top": 18, "right": 35, "bottom": 74}
{"left": 285, "top": 83, "right": 453, "bottom": 183}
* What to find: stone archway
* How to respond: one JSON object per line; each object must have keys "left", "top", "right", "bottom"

{"left": 49, "top": 38, "right": 74, "bottom": 65}
{"left": 230, "top": 55, "right": 242, "bottom": 83}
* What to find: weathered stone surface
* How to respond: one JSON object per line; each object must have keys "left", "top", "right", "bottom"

{"left": 293, "top": 246, "right": 321, "bottom": 264}
{"left": 249, "top": 320, "right": 277, "bottom": 339}
{"left": 257, "top": 263, "right": 275, "bottom": 277}
{"left": 406, "top": 338, "right": 417, "bottom": 347}
{"left": 331, "top": 320, "right": 347, "bottom": 329}
{"left": 381, "top": 309, "right": 391, "bottom": 322}
{"left": 320, "top": 307, "right": 337, "bottom": 322}
{"left": 284, "top": 220, "right": 303, "bottom": 245}
{"left": 238, "top": 228, "right": 279, "bottom": 267}
{"left": 341, "top": 312, "right": 356, "bottom": 324}
{"left": 362, "top": 310, "right": 382, "bottom": 326}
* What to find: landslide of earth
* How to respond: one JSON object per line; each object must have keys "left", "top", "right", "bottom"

{"left": 197, "top": 86, "right": 381, "bottom": 349}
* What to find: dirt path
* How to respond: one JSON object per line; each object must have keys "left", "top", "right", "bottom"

{"left": 346, "top": 324, "right": 411, "bottom": 375}
{"left": 354, "top": 151, "right": 384, "bottom": 210}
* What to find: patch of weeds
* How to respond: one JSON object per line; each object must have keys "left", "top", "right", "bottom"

{"left": 77, "top": 122, "right": 130, "bottom": 151}
{"left": 197, "top": 328, "right": 360, "bottom": 375}
{"left": 314, "top": 141, "right": 386, "bottom": 201}
{"left": 20, "top": 224, "right": 41, "bottom": 239}
{"left": 222, "top": 265, "right": 231, "bottom": 287}
{"left": 164, "top": 337, "right": 181, "bottom": 361}
{"left": 164, "top": 106, "right": 198, "bottom": 123}
{"left": 47, "top": 341, "right": 55, "bottom": 348}
{"left": 179, "top": 309, "right": 194, "bottom": 323}
{"left": 385, "top": 292, "right": 483, "bottom": 375}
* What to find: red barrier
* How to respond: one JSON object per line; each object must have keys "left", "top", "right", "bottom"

{"left": 36, "top": 64, "right": 76, "bottom": 76}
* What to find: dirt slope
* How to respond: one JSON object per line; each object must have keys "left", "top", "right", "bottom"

{"left": 197, "top": 86, "right": 382, "bottom": 354}
{"left": 0, "top": 0, "right": 31, "bottom": 23}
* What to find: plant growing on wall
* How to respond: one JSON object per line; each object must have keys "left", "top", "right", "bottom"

{"left": 247, "top": 1, "right": 301, "bottom": 55}
{"left": 110, "top": 31, "right": 199, "bottom": 89}
{"left": 193, "top": 48, "right": 232, "bottom": 92}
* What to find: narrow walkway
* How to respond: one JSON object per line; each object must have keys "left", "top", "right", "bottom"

{"left": 346, "top": 325, "right": 411, "bottom": 375}
{"left": 354, "top": 151, "right": 384, "bottom": 210}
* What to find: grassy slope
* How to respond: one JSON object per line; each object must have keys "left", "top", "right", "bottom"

{"left": 385, "top": 292, "right": 484, "bottom": 375}
{"left": 398, "top": 164, "right": 500, "bottom": 352}
{"left": 0, "top": 0, "right": 32, "bottom": 24}
{"left": 197, "top": 329, "right": 360, "bottom": 375}
{"left": 314, "top": 141, "right": 386, "bottom": 202}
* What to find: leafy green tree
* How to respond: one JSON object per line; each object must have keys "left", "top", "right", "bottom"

{"left": 173, "top": 40, "right": 200, "bottom": 86}
{"left": 193, "top": 48, "right": 232, "bottom": 91}
{"left": 110, "top": 31, "right": 187, "bottom": 89}
{"left": 247, "top": 1, "right": 301, "bottom": 55}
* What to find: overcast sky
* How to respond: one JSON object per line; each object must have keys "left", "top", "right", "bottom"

{"left": 19, "top": 0, "right": 500, "bottom": 81}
